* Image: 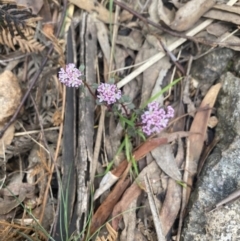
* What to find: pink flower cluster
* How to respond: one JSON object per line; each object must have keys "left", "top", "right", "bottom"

{"left": 97, "top": 83, "right": 121, "bottom": 105}
{"left": 58, "top": 63, "right": 83, "bottom": 87}
{"left": 141, "top": 101, "right": 174, "bottom": 136}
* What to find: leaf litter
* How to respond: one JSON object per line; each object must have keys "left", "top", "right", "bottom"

{"left": 0, "top": 0, "right": 239, "bottom": 240}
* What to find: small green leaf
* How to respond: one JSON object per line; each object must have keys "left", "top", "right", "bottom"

{"left": 131, "top": 157, "right": 139, "bottom": 176}
{"left": 108, "top": 77, "right": 115, "bottom": 84}
{"left": 136, "top": 130, "right": 146, "bottom": 141}
{"left": 127, "top": 103, "right": 135, "bottom": 110}
{"left": 79, "top": 64, "right": 85, "bottom": 72}
{"left": 91, "top": 83, "right": 99, "bottom": 89}
{"left": 176, "top": 180, "right": 187, "bottom": 188}
{"left": 118, "top": 113, "right": 134, "bottom": 127}
{"left": 121, "top": 95, "right": 131, "bottom": 102}
{"left": 124, "top": 134, "right": 131, "bottom": 161}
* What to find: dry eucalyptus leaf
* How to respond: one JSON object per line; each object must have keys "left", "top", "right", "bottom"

{"left": 206, "top": 22, "right": 229, "bottom": 37}
{"left": 31, "top": 200, "right": 54, "bottom": 230}
{"left": 120, "top": 201, "right": 137, "bottom": 241}
{"left": 157, "top": 0, "right": 175, "bottom": 25}
{"left": 219, "top": 33, "right": 240, "bottom": 51}
{"left": 149, "top": 0, "right": 175, "bottom": 26}
{"left": 116, "top": 31, "right": 143, "bottom": 51}
{"left": 115, "top": 45, "right": 129, "bottom": 75}
{"left": 183, "top": 83, "right": 222, "bottom": 207}
{"left": 0, "top": 181, "right": 34, "bottom": 197}
{"left": 151, "top": 144, "right": 181, "bottom": 181}
{"left": 160, "top": 138, "right": 184, "bottom": 235}
{"left": 96, "top": 19, "right": 111, "bottom": 65}
{"left": 112, "top": 161, "right": 162, "bottom": 230}
{"left": 0, "top": 187, "right": 27, "bottom": 215}
{"left": 69, "top": 0, "right": 114, "bottom": 23}
{"left": 150, "top": 56, "right": 171, "bottom": 104}
{"left": 170, "top": 0, "right": 216, "bottom": 31}
{"left": 94, "top": 171, "right": 119, "bottom": 200}
{"left": 213, "top": 3, "right": 240, "bottom": 15}
{"left": 0, "top": 71, "right": 22, "bottom": 124}
{"left": 16, "top": 0, "right": 43, "bottom": 14}
{"left": 0, "top": 124, "right": 14, "bottom": 156}
{"left": 204, "top": 9, "right": 240, "bottom": 25}
{"left": 139, "top": 40, "right": 168, "bottom": 106}
{"left": 149, "top": 0, "right": 161, "bottom": 25}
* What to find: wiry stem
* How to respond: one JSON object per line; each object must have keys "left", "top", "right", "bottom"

{"left": 83, "top": 80, "right": 96, "bottom": 99}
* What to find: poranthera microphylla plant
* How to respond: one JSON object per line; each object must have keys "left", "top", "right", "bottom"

{"left": 58, "top": 63, "right": 174, "bottom": 137}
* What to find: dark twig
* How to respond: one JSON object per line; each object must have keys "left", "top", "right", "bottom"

{"left": 83, "top": 80, "right": 97, "bottom": 99}
{"left": 0, "top": 2, "right": 67, "bottom": 138}
{"left": 158, "top": 37, "right": 186, "bottom": 75}
{"left": 120, "top": 103, "right": 129, "bottom": 116}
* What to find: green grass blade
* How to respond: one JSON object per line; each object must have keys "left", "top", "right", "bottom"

{"left": 142, "top": 77, "right": 182, "bottom": 108}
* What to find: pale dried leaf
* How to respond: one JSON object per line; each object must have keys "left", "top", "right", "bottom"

{"left": 94, "top": 172, "right": 119, "bottom": 200}
{"left": 206, "top": 22, "right": 229, "bottom": 37}
{"left": 151, "top": 144, "right": 181, "bottom": 181}
{"left": 104, "top": 116, "right": 124, "bottom": 165}
{"left": 189, "top": 83, "right": 221, "bottom": 165}
{"left": 116, "top": 34, "right": 142, "bottom": 51}
{"left": 219, "top": 33, "right": 240, "bottom": 51}
{"left": 120, "top": 200, "right": 137, "bottom": 241}
{"left": 157, "top": 0, "right": 175, "bottom": 25}
{"left": 149, "top": 0, "right": 161, "bottom": 26}
{"left": 0, "top": 188, "right": 27, "bottom": 215}
{"left": 161, "top": 178, "right": 181, "bottom": 235}
{"left": 69, "top": 0, "right": 114, "bottom": 23}
{"left": 160, "top": 138, "right": 184, "bottom": 235}
{"left": 144, "top": 175, "right": 166, "bottom": 241}
{"left": 96, "top": 19, "right": 111, "bottom": 65}
{"left": 115, "top": 46, "right": 129, "bottom": 75}
{"left": 170, "top": 0, "right": 216, "bottom": 31}
{"left": 149, "top": 0, "right": 175, "bottom": 26}
{"left": 213, "top": 3, "right": 240, "bottom": 14}
{"left": 139, "top": 40, "right": 171, "bottom": 106}
{"left": 183, "top": 83, "right": 222, "bottom": 210}
{"left": 151, "top": 56, "right": 171, "bottom": 104}
{"left": 0, "top": 182, "right": 34, "bottom": 197}
{"left": 0, "top": 124, "right": 14, "bottom": 156}
{"left": 31, "top": 201, "right": 54, "bottom": 230}
{"left": 112, "top": 161, "right": 161, "bottom": 230}
{"left": 204, "top": 9, "right": 240, "bottom": 25}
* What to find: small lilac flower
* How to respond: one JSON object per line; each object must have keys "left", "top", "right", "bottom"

{"left": 97, "top": 83, "right": 121, "bottom": 105}
{"left": 141, "top": 101, "right": 174, "bottom": 136}
{"left": 58, "top": 63, "right": 83, "bottom": 87}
